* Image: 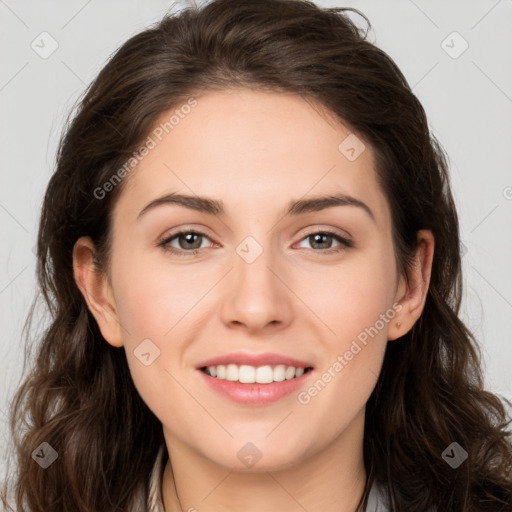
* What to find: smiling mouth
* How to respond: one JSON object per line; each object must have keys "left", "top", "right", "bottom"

{"left": 199, "top": 364, "right": 314, "bottom": 384}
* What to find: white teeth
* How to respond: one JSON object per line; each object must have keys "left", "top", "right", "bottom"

{"left": 255, "top": 365, "right": 273, "bottom": 384}
{"left": 285, "top": 366, "right": 296, "bottom": 380}
{"left": 272, "top": 365, "right": 286, "bottom": 382}
{"left": 239, "top": 365, "right": 255, "bottom": 383}
{"left": 203, "top": 364, "right": 308, "bottom": 383}
{"left": 226, "top": 364, "right": 238, "bottom": 381}
{"left": 216, "top": 365, "right": 226, "bottom": 379}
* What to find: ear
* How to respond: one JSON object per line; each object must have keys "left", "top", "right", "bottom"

{"left": 72, "top": 236, "right": 124, "bottom": 347}
{"left": 388, "top": 229, "right": 435, "bottom": 341}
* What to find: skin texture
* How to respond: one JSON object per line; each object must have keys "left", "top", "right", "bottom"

{"left": 73, "top": 89, "right": 434, "bottom": 512}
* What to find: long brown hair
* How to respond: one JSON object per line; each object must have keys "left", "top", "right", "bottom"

{"left": 3, "top": 0, "right": 511, "bottom": 510}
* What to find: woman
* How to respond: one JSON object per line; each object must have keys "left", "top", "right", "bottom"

{"left": 3, "top": 0, "right": 511, "bottom": 510}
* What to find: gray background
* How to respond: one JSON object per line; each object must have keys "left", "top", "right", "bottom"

{"left": 1, "top": 0, "right": 512, "bottom": 480}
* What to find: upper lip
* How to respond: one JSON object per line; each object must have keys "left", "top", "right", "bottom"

{"left": 196, "top": 352, "right": 314, "bottom": 369}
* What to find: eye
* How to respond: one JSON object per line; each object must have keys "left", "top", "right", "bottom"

{"left": 158, "top": 230, "right": 214, "bottom": 257}
{"left": 296, "top": 231, "right": 353, "bottom": 254}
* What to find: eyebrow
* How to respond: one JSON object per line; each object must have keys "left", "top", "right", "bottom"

{"left": 137, "top": 192, "right": 375, "bottom": 223}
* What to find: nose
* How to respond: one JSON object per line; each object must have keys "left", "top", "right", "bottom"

{"left": 219, "top": 238, "right": 294, "bottom": 334}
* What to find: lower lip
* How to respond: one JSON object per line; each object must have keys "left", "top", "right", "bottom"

{"left": 197, "top": 368, "right": 314, "bottom": 406}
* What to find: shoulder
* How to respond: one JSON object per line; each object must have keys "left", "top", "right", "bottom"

{"left": 365, "top": 480, "right": 390, "bottom": 512}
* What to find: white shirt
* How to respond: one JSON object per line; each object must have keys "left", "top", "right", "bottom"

{"left": 146, "top": 445, "right": 393, "bottom": 512}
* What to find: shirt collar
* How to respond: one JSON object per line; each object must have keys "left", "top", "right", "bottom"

{"left": 147, "top": 444, "right": 167, "bottom": 512}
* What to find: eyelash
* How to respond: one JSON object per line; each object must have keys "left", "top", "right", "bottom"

{"left": 157, "top": 229, "right": 353, "bottom": 258}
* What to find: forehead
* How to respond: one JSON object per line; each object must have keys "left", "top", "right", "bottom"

{"left": 115, "top": 89, "right": 390, "bottom": 226}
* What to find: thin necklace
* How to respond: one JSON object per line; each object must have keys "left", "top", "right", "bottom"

{"left": 169, "top": 458, "right": 185, "bottom": 512}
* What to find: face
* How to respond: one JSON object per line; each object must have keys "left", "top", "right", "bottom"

{"left": 76, "top": 88, "right": 416, "bottom": 472}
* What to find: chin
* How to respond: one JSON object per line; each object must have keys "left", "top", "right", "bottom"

{"left": 204, "top": 439, "right": 312, "bottom": 473}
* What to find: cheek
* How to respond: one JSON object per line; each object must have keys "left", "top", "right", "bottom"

{"left": 110, "top": 256, "right": 195, "bottom": 419}
{"left": 297, "top": 262, "right": 397, "bottom": 426}
{"left": 312, "top": 246, "right": 397, "bottom": 339}
{"left": 307, "top": 243, "right": 398, "bottom": 398}
{"left": 109, "top": 252, "right": 211, "bottom": 398}
{"left": 110, "top": 249, "right": 192, "bottom": 343}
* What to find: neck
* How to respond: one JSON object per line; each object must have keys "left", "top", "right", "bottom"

{"left": 162, "top": 408, "right": 368, "bottom": 512}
